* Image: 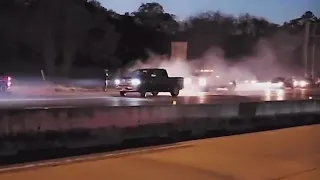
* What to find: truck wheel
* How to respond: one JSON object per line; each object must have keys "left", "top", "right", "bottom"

{"left": 139, "top": 90, "right": 147, "bottom": 97}
{"left": 120, "top": 91, "right": 126, "bottom": 96}
{"left": 170, "top": 87, "right": 179, "bottom": 97}
{"left": 151, "top": 91, "right": 159, "bottom": 96}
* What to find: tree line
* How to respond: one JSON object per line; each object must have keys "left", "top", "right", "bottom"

{"left": 0, "top": 0, "right": 319, "bottom": 77}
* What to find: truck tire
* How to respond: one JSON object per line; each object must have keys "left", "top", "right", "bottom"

{"left": 120, "top": 91, "right": 126, "bottom": 96}
{"left": 151, "top": 91, "right": 159, "bottom": 96}
{"left": 170, "top": 87, "right": 179, "bottom": 97}
{"left": 139, "top": 89, "right": 147, "bottom": 97}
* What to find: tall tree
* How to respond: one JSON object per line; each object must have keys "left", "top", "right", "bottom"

{"left": 82, "top": 1, "right": 121, "bottom": 69}
{"left": 60, "top": 0, "right": 92, "bottom": 76}
{"left": 30, "top": 0, "right": 64, "bottom": 76}
{"left": 133, "top": 2, "right": 179, "bottom": 34}
{"left": 184, "top": 11, "right": 237, "bottom": 58}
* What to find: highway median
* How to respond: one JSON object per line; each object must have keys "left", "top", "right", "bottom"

{"left": 0, "top": 100, "right": 320, "bottom": 165}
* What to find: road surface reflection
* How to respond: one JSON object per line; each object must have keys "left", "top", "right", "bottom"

{"left": 264, "top": 89, "right": 285, "bottom": 101}
{"left": 0, "top": 88, "right": 318, "bottom": 108}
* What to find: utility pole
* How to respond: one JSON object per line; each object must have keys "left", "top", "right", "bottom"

{"left": 310, "top": 22, "right": 319, "bottom": 77}
{"left": 311, "top": 40, "right": 316, "bottom": 76}
{"left": 303, "top": 21, "right": 319, "bottom": 77}
{"left": 303, "top": 21, "right": 310, "bottom": 76}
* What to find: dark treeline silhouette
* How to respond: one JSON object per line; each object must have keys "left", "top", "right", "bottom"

{"left": 0, "top": 0, "right": 319, "bottom": 77}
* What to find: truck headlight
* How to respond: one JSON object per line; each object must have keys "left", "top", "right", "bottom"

{"left": 114, "top": 79, "right": 120, "bottom": 85}
{"left": 199, "top": 78, "right": 207, "bottom": 86}
{"left": 184, "top": 77, "right": 192, "bottom": 85}
{"left": 131, "top": 78, "right": 141, "bottom": 86}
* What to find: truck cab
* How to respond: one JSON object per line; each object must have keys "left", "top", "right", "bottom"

{"left": 116, "top": 68, "right": 184, "bottom": 97}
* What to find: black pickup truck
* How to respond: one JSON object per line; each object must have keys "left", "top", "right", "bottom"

{"left": 116, "top": 68, "right": 184, "bottom": 97}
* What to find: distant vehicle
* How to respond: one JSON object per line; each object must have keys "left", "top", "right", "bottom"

{"left": 184, "top": 69, "right": 236, "bottom": 91}
{"left": 268, "top": 76, "right": 320, "bottom": 89}
{"left": 268, "top": 77, "right": 294, "bottom": 89}
{"left": 115, "top": 68, "right": 184, "bottom": 97}
{"left": 0, "top": 73, "right": 12, "bottom": 92}
{"left": 291, "top": 77, "right": 320, "bottom": 89}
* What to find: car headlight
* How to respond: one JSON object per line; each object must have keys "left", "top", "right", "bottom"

{"left": 299, "top": 80, "right": 308, "bottom": 87}
{"left": 114, "top": 79, "right": 120, "bottom": 85}
{"left": 293, "top": 81, "right": 298, "bottom": 87}
{"left": 131, "top": 78, "right": 141, "bottom": 86}
{"left": 184, "top": 77, "right": 192, "bottom": 85}
{"left": 199, "top": 78, "right": 207, "bottom": 86}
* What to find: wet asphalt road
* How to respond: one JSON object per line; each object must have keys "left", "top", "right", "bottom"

{"left": 0, "top": 88, "right": 318, "bottom": 109}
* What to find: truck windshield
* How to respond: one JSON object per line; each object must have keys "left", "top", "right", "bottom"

{"left": 126, "top": 69, "right": 165, "bottom": 78}
{"left": 124, "top": 70, "right": 144, "bottom": 78}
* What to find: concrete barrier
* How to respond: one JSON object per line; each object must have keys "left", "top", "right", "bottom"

{"left": 0, "top": 100, "right": 320, "bottom": 156}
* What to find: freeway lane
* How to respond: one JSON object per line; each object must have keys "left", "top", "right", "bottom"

{"left": 0, "top": 89, "right": 317, "bottom": 109}
{"left": 1, "top": 125, "right": 319, "bottom": 180}
{"left": 0, "top": 94, "right": 258, "bottom": 109}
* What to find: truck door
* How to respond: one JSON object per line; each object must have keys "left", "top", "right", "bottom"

{"left": 147, "top": 71, "right": 159, "bottom": 91}
{"left": 153, "top": 70, "right": 169, "bottom": 91}
{"left": 139, "top": 70, "right": 153, "bottom": 90}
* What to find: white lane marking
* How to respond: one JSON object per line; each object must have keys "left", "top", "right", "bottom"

{"left": 0, "top": 144, "right": 187, "bottom": 173}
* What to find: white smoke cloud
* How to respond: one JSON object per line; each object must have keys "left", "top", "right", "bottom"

{"left": 123, "top": 30, "right": 304, "bottom": 91}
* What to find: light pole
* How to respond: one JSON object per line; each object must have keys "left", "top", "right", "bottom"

{"left": 310, "top": 23, "right": 319, "bottom": 77}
